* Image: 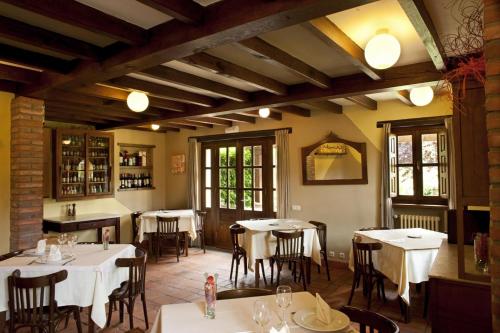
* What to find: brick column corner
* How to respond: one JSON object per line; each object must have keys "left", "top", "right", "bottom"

{"left": 10, "top": 96, "right": 44, "bottom": 251}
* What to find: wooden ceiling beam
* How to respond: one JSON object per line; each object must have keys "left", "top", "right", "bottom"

{"left": 271, "top": 105, "right": 311, "bottom": 117}
{"left": 398, "top": 0, "right": 447, "bottom": 70}
{"left": 213, "top": 114, "right": 256, "bottom": 124}
{"left": 0, "top": 16, "right": 100, "bottom": 60}
{"left": 190, "top": 117, "right": 232, "bottom": 126}
{"left": 176, "top": 119, "right": 214, "bottom": 128}
{"left": 45, "top": 101, "right": 131, "bottom": 122}
{"left": 305, "top": 100, "right": 343, "bottom": 114}
{"left": 45, "top": 112, "right": 101, "bottom": 126}
{"left": 346, "top": 95, "right": 378, "bottom": 110}
{"left": 22, "top": 0, "right": 376, "bottom": 95}
{"left": 182, "top": 53, "right": 287, "bottom": 95}
{"left": 163, "top": 123, "right": 197, "bottom": 130}
{"left": 136, "top": 0, "right": 204, "bottom": 24}
{"left": 244, "top": 110, "right": 282, "bottom": 121}
{"left": 107, "top": 76, "right": 217, "bottom": 107}
{"left": 395, "top": 90, "right": 415, "bottom": 106}
{"left": 139, "top": 66, "right": 249, "bottom": 101}
{"left": 0, "top": 79, "right": 18, "bottom": 92}
{"left": 238, "top": 37, "right": 331, "bottom": 88}
{"left": 45, "top": 107, "right": 109, "bottom": 124}
{"left": 305, "top": 17, "right": 382, "bottom": 80}
{"left": 164, "top": 127, "right": 181, "bottom": 132}
{"left": 131, "top": 126, "right": 167, "bottom": 133}
{"left": 0, "top": 0, "right": 148, "bottom": 45}
{"left": 0, "top": 63, "right": 40, "bottom": 84}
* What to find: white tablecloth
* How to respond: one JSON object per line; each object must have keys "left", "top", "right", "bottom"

{"left": 151, "top": 291, "right": 356, "bottom": 333}
{"left": 348, "top": 228, "right": 447, "bottom": 304}
{"left": 237, "top": 219, "right": 322, "bottom": 271}
{"left": 138, "top": 209, "right": 197, "bottom": 243}
{"left": 0, "top": 244, "right": 136, "bottom": 328}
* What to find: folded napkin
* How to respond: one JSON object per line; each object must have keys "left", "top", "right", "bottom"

{"left": 269, "top": 326, "right": 289, "bottom": 333}
{"left": 47, "top": 245, "right": 62, "bottom": 262}
{"left": 36, "top": 239, "right": 46, "bottom": 254}
{"left": 316, "top": 293, "right": 331, "bottom": 325}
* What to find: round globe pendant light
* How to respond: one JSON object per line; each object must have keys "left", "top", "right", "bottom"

{"left": 258, "top": 107, "right": 270, "bottom": 118}
{"left": 151, "top": 124, "right": 160, "bottom": 131}
{"left": 409, "top": 86, "right": 434, "bottom": 106}
{"left": 364, "top": 31, "right": 401, "bottom": 70}
{"left": 127, "top": 91, "right": 149, "bottom": 112}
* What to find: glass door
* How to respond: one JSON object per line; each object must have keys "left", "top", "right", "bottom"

{"left": 59, "top": 132, "right": 86, "bottom": 199}
{"left": 87, "top": 134, "right": 113, "bottom": 195}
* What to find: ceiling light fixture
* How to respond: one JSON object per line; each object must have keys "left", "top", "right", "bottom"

{"left": 364, "top": 30, "right": 401, "bottom": 70}
{"left": 409, "top": 86, "right": 434, "bottom": 106}
{"left": 151, "top": 124, "right": 160, "bottom": 131}
{"left": 258, "top": 107, "right": 270, "bottom": 118}
{"left": 127, "top": 91, "right": 149, "bottom": 112}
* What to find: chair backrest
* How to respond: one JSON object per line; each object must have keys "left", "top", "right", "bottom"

{"left": 359, "top": 227, "right": 390, "bottom": 231}
{"left": 8, "top": 269, "right": 68, "bottom": 327}
{"left": 156, "top": 216, "right": 179, "bottom": 234}
{"left": 272, "top": 230, "right": 304, "bottom": 261}
{"left": 352, "top": 239, "right": 382, "bottom": 277}
{"left": 115, "top": 248, "right": 147, "bottom": 297}
{"left": 0, "top": 250, "right": 24, "bottom": 261}
{"left": 216, "top": 288, "right": 272, "bottom": 300}
{"left": 309, "top": 221, "right": 327, "bottom": 249}
{"left": 131, "top": 211, "right": 143, "bottom": 241}
{"left": 340, "top": 306, "right": 399, "bottom": 333}
{"left": 229, "top": 224, "right": 245, "bottom": 252}
{"left": 195, "top": 210, "right": 207, "bottom": 231}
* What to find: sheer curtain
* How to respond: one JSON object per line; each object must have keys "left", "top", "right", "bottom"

{"left": 275, "top": 129, "right": 290, "bottom": 218}
{"left": 187, "top": 138, "right": 200, "bottom": 212}
{"left": 445, "top": 118, "right": 457, "bottom": 209}
{"left": 381, "top": 123, "right": 394, "bottom": 228}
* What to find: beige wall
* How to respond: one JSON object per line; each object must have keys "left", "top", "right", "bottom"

{"left": 165, "top": 97, "right": 452, "bottom": 258}
{"left": 0, "top": 92, "right": 13, "bottom": 253}
{"left": 43, "top": 129, "right": 167, "bottom": 243}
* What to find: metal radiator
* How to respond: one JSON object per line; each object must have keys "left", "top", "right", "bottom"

{"left": 397, "top": 214, "right": 440, "bottom": 231}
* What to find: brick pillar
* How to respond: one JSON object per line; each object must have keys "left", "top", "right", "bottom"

{"left": 485, "top": 0, "right": 500, "bottom": 331}
{"left": 10, "top": 96, "right": 44, "bottom": 250}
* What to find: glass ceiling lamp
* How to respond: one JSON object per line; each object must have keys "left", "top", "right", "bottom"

{"left": 127, "top": 91, "right": 149, "bottom": 112}
{"left": 151, "top": 124, "right": 160, "bottom": 131}
{"left": 409, "top": 86, "right": 434, "bottom": 106}
{"left": 258, "top": 107, "right": 270, "bottom": 118}
{"left": 364, "top": 30, "right": 401, "bottom": 70}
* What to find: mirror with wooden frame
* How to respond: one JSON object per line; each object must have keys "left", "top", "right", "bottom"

{"left": 302, "top": 132, "right": 368, "bottom": 185}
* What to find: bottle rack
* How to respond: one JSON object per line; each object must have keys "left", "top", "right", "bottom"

{"left": 117, "top": 143, "right": 155, "bottom": 191}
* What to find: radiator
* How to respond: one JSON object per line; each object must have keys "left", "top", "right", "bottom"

{"left": 398, "top": 214, "right": 440, "bottom": 231}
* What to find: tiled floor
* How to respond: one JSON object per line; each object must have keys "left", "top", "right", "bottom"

{"left": 69, "top": 248, "right": 430, "bottom": 333}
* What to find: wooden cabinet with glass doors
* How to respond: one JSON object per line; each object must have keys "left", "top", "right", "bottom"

{"left": 54, "top": 129, "right": 114, "bottom": 201}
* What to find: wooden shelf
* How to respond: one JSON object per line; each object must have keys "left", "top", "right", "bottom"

{"left": 120, "top": 165, "right": 152, "bottom": 169}
{"left": 117, "top": 187, "right": 156, "bottom": 192}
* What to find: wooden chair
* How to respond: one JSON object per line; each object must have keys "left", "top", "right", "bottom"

{"left": 216, "top": 288, "right": 272, "bottom": 300}
{"left": 229, "top": 224, "right": 248, "bottom": 287}
{"left": 131, "top": 211, "right": 143, "bottom": 243}
{"left": 309, "top": 221, "right": 331, "bottom": 281}
{"left": 270, "top": 230, "right": 306, "bottom": 291}
{"left": 154, "top": 216, "right": 180, "bottom": 263}
{"left": 195, "top": 210, "right": 207, "bottom": 253}
{"left": 340, "top": 306, "right": 399, "bottom": 333}
{"left": 106, "top": 248, "right": 148, "bottom": 330}
{"left": 7, "top": 269, "right": 82, "bottom": 333}
{"left": 0, "top": 250, "right": 23, "bottom": 261}
{"left": 348, "top": 239, "right": 386, "bottom": 310}
{"left": 359, "top": 227, "right": 390, "bottom": 231}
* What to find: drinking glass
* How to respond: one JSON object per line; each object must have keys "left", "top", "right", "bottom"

{"left": 276, "top": 285, "right": 292, "bottom": 328}
{"left": 57, "top": 233, "right": 67, "bottom": 252}
{"left": 253, "top": 300, "right": 270, "bottom": 333}
{"left": 68, "top": 234, "right": 78, "bottom": 257}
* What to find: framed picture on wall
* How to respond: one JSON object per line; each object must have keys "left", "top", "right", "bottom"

{"left": 171, "top": 154, "right": 186, "bottom": 175}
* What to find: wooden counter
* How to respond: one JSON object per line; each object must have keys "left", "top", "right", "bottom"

{"left": 43, "top": 213, "right": 121, "bottom": 243}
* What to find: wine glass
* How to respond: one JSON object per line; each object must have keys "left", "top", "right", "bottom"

{"left": 67, "top": 234, "right": 78, "bottom": 257}
{"left": 276, "top": 285, "right": 292, "bottom": 328}
{"left": 57, "top": 233, "right": 67, "bottom": 252}
{"left": 253, "top": 300, "right": 270, "bottom": 333}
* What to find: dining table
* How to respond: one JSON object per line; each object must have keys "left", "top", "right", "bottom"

{"left": 237, "top": 218, "right": 322, "bottom": 288}
{"left": 151, "top": 291, "right": 356, "bottom": 333}
{"left": 0, "top": 244, "right": 136, "bottom": 331}
{"left": 138, "top": 209, "right": 197, "bottom": 256}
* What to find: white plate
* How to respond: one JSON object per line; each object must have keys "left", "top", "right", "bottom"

{"left": 293, "top": 308, "right": 350, "bottom": 332}
{"left": 35, "top": 254, "right": 73, "bottom": 264}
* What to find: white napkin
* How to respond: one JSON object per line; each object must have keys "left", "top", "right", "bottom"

{"left": 36, "top": 239, "right": 46, "bottom": 254}
{"left": 316, "top": 293, "right": 331, "bottom": 325}
{"left": 47, "top": 245, "right": 62, "bottom": 262}
{"left": 269, "top": 326, "right": 289, "bottom": 333}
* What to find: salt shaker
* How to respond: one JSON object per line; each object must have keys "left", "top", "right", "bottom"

{"left": 204, "top": 274, "right": 218, "bottom": 319}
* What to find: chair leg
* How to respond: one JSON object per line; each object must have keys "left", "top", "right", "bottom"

{"left": 260, "top": 260, "right": 267, "bottom": 285}
{"left": 128, "top": 297, "right": 135, "bottom": 329}
{"left": 74, "top": 308, "right": 83, "bottom": 333}
{"left": 106, "top": 300, "right": 114, "bottom": 327}
{"left": 347, "top": 271, "right": 358, "bottom": 305}
{"left": 276, "top": 262, "right": 282, "bottom": 285}
{"left": 243, "top": 255, "right": 248, "bottom": 275}
{"left": 156, "top": 237, "right": 160, "bottom": 263}
{"left": 176, "top": 235, "right": 180, "bottom": 262}
{"left": 119, "top": 301, "right": 124, "bottom": 323}
{"left": 367, "top": 278, "right": 373, "bottom": 310}
{"left": 300, "top": 261, "right": 307, "bottom": 291}
{"left": 423, "top": 282, "right": 430, "bottom": 318}
{"left": 230, "top": 255, "right": 235, "bottom": 280}
{"left": 323, "top": 252, "right": 331, "bottom": 281}
{"left": 142, "top": 293, "right": 149, "bottom": 329}
{"left": 270, "top": 259, "right": 274, "bottom": 284}
{"left": 201, "top": 232, "right": 206, "bottom": 254}
{"left": 317, "top": 264, "right": 321, "bottom": 274}
{"left": 380, "top": 278, "right": 387, "bottom": 303}
{"left": 235, "top": 257, "right": 240, "bottom": 287}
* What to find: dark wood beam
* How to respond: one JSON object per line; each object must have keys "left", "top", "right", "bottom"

{"left": 45, "top": 112, "right": 100, "bottom": 126}
{"left": 136, "top": 0, "right": 204, "bottom": 24}
{"left": 190, "top": 117, "right": 232, "bottom": 126}
{"left": 107, "top": 76, "right": 217, "bottom": 107}
{"left": 131, "top": 126, "right": 167, "bottom": 133}
{"left": 45, "top": 101, "right": 131, "bottom": 122}
{"left": 271, "top": 105, "right": 311, "bottom": 117}
{"left": 0, "top": 79, "right": 18, "bottom": 93}
{"left": 244, "top": 110, "right": 282, "bottom": 120}
{"left": 0, "top": 16, "right": 100, "bottom": 60}
{"left": 305, "top": 100, "right": 343, "bottom": 114}
{"left": 305, "top": 17, "right": 382, "bottom": 80}
{"left": 1, "top": 0, "right": 147, "bottom": 45}
{"left": 395, "top": 90, "right": 415, "bottom": 106}
{"left": 213, "top": 114, "right": 256, "bottom": 124}
{"left": 0, "top": 43, "right": 77, "bottom": 74}
{"left": 238, "top": 37, "right": 331, "bottom": 88}
{"left": 45, "top": 107, "right": 109, "bottom": 124}
{"left": 346, "top": 95, "right": 377, "bottom": 110}
{"left": 139, "top": 66, "right": 249, "bottom": 101}
{"left": 0, "top": 63, "right": 40, "bottom": 84}
{"left": 164, "top": 123, "right": 197, "bottom": 130}
{"left": 164, "top": 127, "right": 181, "bottom": 132}
{"left": 398, "top": 0, "right": 447, "bottom": 70}
{"left": 169, "top": 120, "right": 213, "bottom": 128}
{"left": 182, "top": 53, "right": 287, "bottom": 95}
{"left": 22, "top": 0, "right": 375, "bottom": 95}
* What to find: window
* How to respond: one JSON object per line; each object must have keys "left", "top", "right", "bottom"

{"left": 390, "top": 126, "right": 448, "bottom": 204}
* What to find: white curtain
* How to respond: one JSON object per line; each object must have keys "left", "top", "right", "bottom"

{"left": 445, "top": 118, "right": 457, "bottom": 210}
{"left": 381, "top": 123, "right": 394, "bottom": 228}
{"left": 187, "top": 138, "right": 200, "bottom": 212}
{"left": 275, "top": 129, "right": 290, "bottom": 218}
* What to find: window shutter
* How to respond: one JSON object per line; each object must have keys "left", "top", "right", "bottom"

{"left": 438, "top": 131, "right": 448, "bottom": 198}
{"left": 389, "top": 134, "right": 397, "bottom": 197}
